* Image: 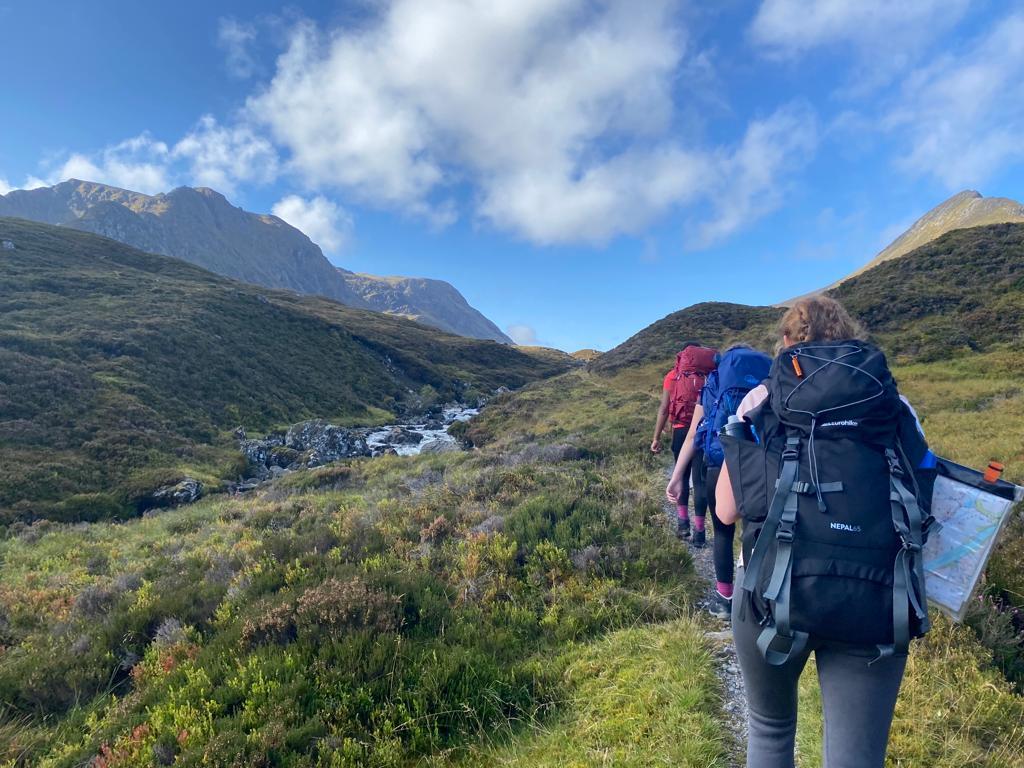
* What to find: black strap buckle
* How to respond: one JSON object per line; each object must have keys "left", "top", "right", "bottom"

{"left": 901, "top": 538, "right": 922, "bottom": 553}
{"left": 776, "top": 524, "right": 795, "bottom": 543}
{"left": 887, "top": 452, "right": 905, "bottom": 477}
{"left": 922, "top": 515, "right": 942, "bottom": 538}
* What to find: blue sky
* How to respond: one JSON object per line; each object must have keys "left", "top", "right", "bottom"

{"left": 2, "top": 1, "right": 1023, "bottom": 352}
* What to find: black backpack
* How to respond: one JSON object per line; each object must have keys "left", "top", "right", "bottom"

{"left": 723, "top": 340, "right": 938, "bottom": 665}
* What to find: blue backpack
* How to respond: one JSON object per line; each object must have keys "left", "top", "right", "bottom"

{"left": 697, "top": 347, "right": 772, "bottom": 466}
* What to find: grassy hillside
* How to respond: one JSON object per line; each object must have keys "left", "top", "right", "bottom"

{"left": 510, "top": 346, "right": 582, "bottom": 370}
{"left": 832, "top": 222, "right": 1024, "bottom": 361}
{"left": 843, "top": 190, "right": 1024, "bottom": 284}
{"left": 0, "top": 431, "right": 716, "bottom": 767}
{"left": 589, "top": 302, "right": 781, "bottom": 374}
{"left": 0, "top": 218, "right": 569, "bottom": 522}
{"left": 1, "top": 220, "right": 1022, "bottom": 767}
{"left": 594, "top": 222, "right": 1024, "bottom": 375}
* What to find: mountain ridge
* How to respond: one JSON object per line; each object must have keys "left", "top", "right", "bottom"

{"left": 0, "top": 180, "right": 512, "bottom": 343}
{"left": 341, "top": 271, "right": 512, "bottom": 342}
{"left": 857, "top": 190, "right": 1024, "bottom": 279}
{"left": 779, "top": 190, "right": 1024, "bottom": 306}
{"left": 595, "top": 221, "right": 1024, "bottom": 373}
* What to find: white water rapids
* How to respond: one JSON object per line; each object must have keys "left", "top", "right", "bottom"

{"left": 364, "top": 405, "right": 478, "bottom": 456}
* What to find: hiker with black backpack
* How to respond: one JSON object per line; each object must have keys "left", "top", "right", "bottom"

{"left": 651, "top": 343, "right": 717, "bottom": 539}
{"left": 715, "top": 296, "right": 936, "bottom": 768}
{"left": 666, "top": 345, "right": 772, "bottom": 618}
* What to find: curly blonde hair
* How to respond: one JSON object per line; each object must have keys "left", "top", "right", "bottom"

{"left": 778, "top": 296, "right": 864, "bottom": 350}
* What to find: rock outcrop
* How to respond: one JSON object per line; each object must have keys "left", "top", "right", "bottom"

{"left": 284, "top": 420, "right": 373, "bottom": 467}
{"left": 140, "top": 478, "right": 203, "bottom": 511}
{"left": 342, "top": 273, "right": 513, "bottom": 343}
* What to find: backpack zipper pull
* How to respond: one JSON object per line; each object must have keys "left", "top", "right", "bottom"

{"left": 791, "top": 354, "right": 804, "bottom": 378}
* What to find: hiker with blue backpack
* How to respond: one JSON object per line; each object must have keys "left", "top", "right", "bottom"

{"left": 715, "top": 296, "right": 936, "bottom": 768}
{"left": 666, "top": 345, "right": 772, "bottom": 618}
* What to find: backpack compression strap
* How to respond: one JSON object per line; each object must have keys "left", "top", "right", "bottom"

{"left": 742, "top": 436, "right": 810, "bottom": 666}
{"left": 876, "top": 447, "right": 929, "bottom": 661}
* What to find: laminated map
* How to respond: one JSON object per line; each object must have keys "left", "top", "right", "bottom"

{"left": 923, "top": 458, "right": 1023, "bottom": 621}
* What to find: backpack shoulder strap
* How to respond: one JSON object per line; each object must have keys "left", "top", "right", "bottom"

{"left": 741, "top": 435, "right": 810, "bottom": 666}
{"left": 878, "top": 445, "right": 930, "bottom": 661}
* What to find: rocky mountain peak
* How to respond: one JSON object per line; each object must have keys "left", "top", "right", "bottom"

{"left": 780, "top": 190, "right": 1024, "bottom": 305}
{"left": 0, "top": 179, "right": 511, "bottom": 341}
{"left": 859, "top": 190, "right": 1024, "bottom": 275}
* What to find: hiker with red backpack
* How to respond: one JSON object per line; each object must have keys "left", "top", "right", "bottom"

{"left": 651, "top": 343, "right": 717, "bottom": 539}
{"left": 715, "top": 296, "right": 936, "bottom": 768}
{"left": 666, "top": 345, "right": 772, "bottom": 618}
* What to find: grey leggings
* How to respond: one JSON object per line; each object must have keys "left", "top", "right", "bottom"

{"left": 732, "top": 568, "right": 908, "bottom": 768}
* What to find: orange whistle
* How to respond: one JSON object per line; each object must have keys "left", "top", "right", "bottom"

{"left": 791, "top": 354, "right": 804, "bottom": 378}
{"left": 983, "top": 461, "right": 1004, "bottom": 483}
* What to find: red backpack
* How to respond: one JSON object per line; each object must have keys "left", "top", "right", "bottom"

{"left": 668, "top": 346, "right": 717, "bottom": 427}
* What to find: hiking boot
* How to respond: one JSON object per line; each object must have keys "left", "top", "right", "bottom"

{"left": 708, "top": 591, "right": 732, "bottom": 621}
{"left": 690, "top": 529, "right": 706, "bottom": 548}
{"left": 676, "top": 517, "right": 691, "bottom": 539}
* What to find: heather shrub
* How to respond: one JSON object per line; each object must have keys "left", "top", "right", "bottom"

{"left": 295, "top": 577, "right": 402, "bottom": 635}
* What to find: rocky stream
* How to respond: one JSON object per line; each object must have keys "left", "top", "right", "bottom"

{"left": 229, "top": 404, "right": 479, "bottom": 493}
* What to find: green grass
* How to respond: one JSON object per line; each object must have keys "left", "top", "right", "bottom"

{"left": 796, "top": 616, "right": 1024, "bottom": 767}
{"left": 463, "top": 365, "right": 662, "bottom": 455}
{"left": 0, "top": 442, "right": 716, "bottom": 767}
{"left": 893, "top": 347, "right": 1024, "bottom": 483}
{"left": 438, "top": 620, "right": 731, "bottom": 768}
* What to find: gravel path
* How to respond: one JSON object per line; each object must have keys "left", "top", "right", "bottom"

{"left": 662, "top": 476, "right": 749, "bottom": 766}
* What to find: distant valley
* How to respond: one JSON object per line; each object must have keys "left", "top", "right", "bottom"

{"left": 0, "top": 217, "right": 567, "bottom": 522}
{"left": 0, "top": 180, "right": 512, "bottom": 343}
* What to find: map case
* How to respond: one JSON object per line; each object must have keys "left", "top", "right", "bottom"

{"left": 923, "top": 457, "right": 1023, "bottom": 621}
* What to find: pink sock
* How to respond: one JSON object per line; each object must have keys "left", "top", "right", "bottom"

{"left": 693, "top": 515, "right": 705, "bottom": 532}
{"left": 717, "top": 582, "right": 734, "bottom": 599}
{"left": 676, "top": 504, "right": 689, "bottom": 521}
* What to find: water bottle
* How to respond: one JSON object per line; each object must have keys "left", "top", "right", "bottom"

{"left": 722, "top": 414, "right": 753, "bottom": 441}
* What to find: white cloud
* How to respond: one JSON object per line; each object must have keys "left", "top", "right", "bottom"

{"left": 882, "top": 12, "right": 1024, "bottom": 188}
{"left": 480, "top": 147, "right": 710, "bottom": 245}
{"left": 25, "top": 117, "right": 278, "bottom": 198}
{"left": 750, "top": 0, "right": 970, "bottom": 58}
{"left": 44, "top": 134, "right": 172, "bottom": 194}
{"left": 0, "top": 177, "right": 10, "bottom": 195}
{"left": 506, "top": 324, "right": 539, "bottom": 345}
{"left": 693, "top": 103, "right": 818, "bottom": 247}
{"left": 218, "top": 17, "right": 258, "bottom": 79}
{"left": 248, "top": 1, "right": 811, "bottom": 245}
{"left": 173, "top": 115, "right": 278, "bottom": 195}
{"left": 271, "top": 194, "right": 352, "bottom": 252}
